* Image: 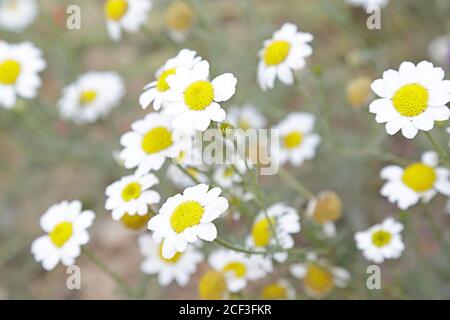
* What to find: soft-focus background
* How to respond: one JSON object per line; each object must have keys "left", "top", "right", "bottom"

{"left": 1, "top": 0, "right": 450, "bottom": 299}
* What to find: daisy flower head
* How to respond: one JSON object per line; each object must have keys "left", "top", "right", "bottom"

{"left": 208, "top": 249, "right": 272, "bottom": 293}
{"left": 59, "top": 71, "right": 124, "bottom": 124}
{"left": 164, "top": 0, "right": 195, "bottom": 43}
{"left": 31, "top": 200, "right": 95, "bottom": 271}
{"left": 164, "top": 60, "right": 237, "bottom": 134}
{"left": 273, "top": 112, "right": 321, "bottom": 166}
{"left": 104, "top": 0, "right": 152, "bottom": 42}
{"left": 248, "top": 203, "right": 300, "bottom": 262}
{"left": 346, "top": 0, "right": 389, "bottom": 9}
{"left": 227, "top": 103, "right": 267, "bottom": 130}
{"left": 105, "top": 173, "right": 160, "bottom": 222}
{"left": 198, "top": 270, "right": 228, "bottom": 300}
{"left": 261, "top": 279, "right": 296, "bottom": 300}
{"left": 119, "top": 112, "right": 190, "bottom": 175}
{"left": 138, "top": 233, "right": 203, "bottom": 286}
{"left": 355, "top": 217, "right": 404, "bottom": 264}
{"left": 290, "top": 256, "right": 350, "bottom": 299}
{"left": 0, "top": 41, "right": 46, "bottom": 108}
{"left": 148, "top": 184, "right": 229, "bottom": 259}
{"left": 257, "top": 23, "right": 313, "bottom": 91}
{"left": 0, "top": 0, "right": 38, "bottom": 32}
{"left": 139, "top": 49, "right": 202, "bottom": 111}
{"left": 380, "top": 151, "right": 450, "bottom": 210}
{"left": 369, "top": 61, "right": 450, "bottom": 139}
{"left": 306, "top": 191, "right": 343, "bottom": 238}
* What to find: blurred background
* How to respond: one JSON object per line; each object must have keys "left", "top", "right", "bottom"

{"left": 1, "top": 0, "right": 450, "bottom": 299}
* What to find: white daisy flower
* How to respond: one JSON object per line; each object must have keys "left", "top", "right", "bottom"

{"left": 257, "top": 23, "right": 313, "bottom": 91}
{"left": 0, "top": 41, "right": 46, "bottom": 108}
{"left": 428, "top": 35, "right": 450, "bottom": 68}
{"left": 165, "top": 60, "right": 237, "bottom": 133}
{"left": 260, "top": 279, "right": 296, "bottom": 300}
{"left": 104, "top": 0, "right": 152, "bottom": 42}
{"left": 105, "top": 173, "right": 160, "bottom": 221}
{"left": 346, "top": 0, "right": 389, "bottom": 9}
{"left": 380, "top": 151, "right": 450, "bottom": 210}
{"left": 355, "top": 217, "right": 405, "bottom": 264}
{"left": 59, "top": 71, "right": 125, "bottom": 124}
{"left": 164, "top": 0, "right": 195, "bottom": 43}
{"left": 31, "top": 200, "right": 95, "bottom": 271}
{"left": 119, "top": 113, "right": 189, "bottom": 175}
{"left": 248, "top": 203, "right": 300, "bottom": 262}
{"left": 148, "top": 183, "right": 229, "bottom": 259}
{"left": 208, "top": 249, "right": 272, "bottom": 292}
{"left": 139, "top": 49, "right": 202, "bottom": 111}
{"left": 138, "top": 233, "right": 203, "bottom": 287}
{"left": 369, "top": 61, "right": 450, "bottom": 139}
{"left": 290, "top": 253, "right": 350, "bottom": 298}
{"left": 0, "top": 0, "right": 38, "bottom": 32}
{"left": 273, "top": 112, "right": 321, "bottom": 166}
{"left": 227, "top": 104, "right": 267, "bottom": 130}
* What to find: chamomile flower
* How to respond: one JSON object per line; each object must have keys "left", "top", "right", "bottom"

{"left": 257, "top": 23, "right": 313, "bottom": 91}
{"left": 290, "top": 255, "right": 350, "bottom": 299}
{"left": 139, "top": 49, "right": 202, "bottom": 111}
{"left": 355, "top": 217, "right": 405, "bottom": 264}
{"left": 346, "top": 0, "right": 389, "bottom": 9}
{"left": 119, "top": 113, "right": 189, "bottom": 175}
{"left": 165, "top": 60, "right": 237, "bottom": 133}
{"left": 369, "top": 61, "right": 450, "bottom": 139}
{"left": 59, "top": 71, "right": 125, "bottom": 124}
{"left": 306, "top": 191, "right": 343, "bottom": 238}
{"left": 164, "top": 1, "right": 195, "bottom": 43}
{"left": 105, "top": 173, "right": 160, "bottom": 221}
{"left": 248, "top": 203, "right": 300, "bottom": 262}
{"left": 261, "top": 279, "right": 296, "bottom": 300}
{"left": 148, "top": 184, "right": 229, "bottom": 259}
{"left": 227, "top": 104, "right": 267, "bottom": 130}
{"left": 208, "top": 249, "right": 272, "bottom": 292}
{"left": 213, "top": 156, "right": 248, "bottom": 189}
{"left": 0, "top": 41, "right": 46, "bottom": 108}
{"left": 0, "top": 0, "right": 38, "bottom": 32}
{"left": 198, "top": 270, "right": 228, "bottom": 300}
{"left": 31, "top": 200, "right": 95, "bottom": 271}
{"left": 104, "top": 0, "right": 152, "bottom": 42}
{"left": 138, "top": 233, "right": 203, "bottom": 286}
{"left": 380, "top": 151, "right": 450, "bottom": 210}
{"left": 273, "top": 112, "right": 321, "bottom": 166}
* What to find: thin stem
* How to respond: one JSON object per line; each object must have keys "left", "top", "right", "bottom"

{"left": 424, "top": 131, "right": 450, "bottom": 167}
{"left": 278, "top": 167, "right": 315, "bottom": 199}
{"left": 174, "top": 162, "right": 201, "bottom": 185}
{"left": 214, "top": 238, "right": 268, "bottom": 255}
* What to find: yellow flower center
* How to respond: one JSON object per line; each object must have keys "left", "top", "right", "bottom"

{"left": 199, "top": 270, "right": 227, "bottom": 300}
{"left": 251, "top": 217, "right": 275, "bottom": 247}
{"left": 0, "top": 59, "right": 21, "bottom": 85}
{"left": 223, "top": 261, "right": 247, "bottom": 278}
{"left": 261, "top": 283, "right": 288, "bottom": 300}
{"left": 392, "top": 83, "right": 429, "bottom": 117}
{"left": 170, "top": 200, "right": 204, "bottom": 233}
{"left": 264, "top": 40, "right": 291, "bottom": 66}
{"left": 184, "top": 80, "right": 214, "bottom": 111}
{"left": 79, "top": 90, "right": 97, "bottom": 105}
{"left": 223, "top": 166, "right": 235, "bottom": 178}
{"left": 49, "top": 221, "right": 73, "bottom": 248}
{"left": 303, "top": 264, "right": 334, "bottom": 297}
{"left": 157, "top": 68, "right": 176, "bottom": 92}
{"left": 238, "top": 119, "right": 252, "bottom": 130}
{"left": 283, "top": 131, "right": 303, "bottom": 149}
{"left": 311, "top": 191, "right": 343, "bottom": 224}
{"left": 121, "top": 182, "right": 142, "bottom": 201}
{"left": 141, "top": 126, "right": 173, "bottom": 154}
{"left": 158, "top": 243, "right": 183, "bottom": 263}
{"left": 104, "top": 0, "right": 128, "bottom": 21}
{"left": 165, "top": 1, "right": 195, "bottom": 32}
{"left": 402, "top": 163, "right": 436, "bottom": 192}
{"left": 186, "top": 167, "right": 199, "bottom": 177}
{"left": 120, "top": 212, "right": 151, "bottom": 230}
{"left": 371, "top": 230, "right": 392, "bottom": 248}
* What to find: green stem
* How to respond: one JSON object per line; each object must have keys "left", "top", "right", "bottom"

{"left": 214, "top": 238, "right": 267, "bottom": 255}
{"left": 174, "top": 162, "right": 201, "bottom": 185}
{"left": 424, "top": 131, "right": 450, "bottom": 167}
{"left": 278, "top": 167, "right": 315, "bottom": 199}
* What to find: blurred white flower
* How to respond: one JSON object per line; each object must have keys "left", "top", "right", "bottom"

{"left": 0, "top": 41, "right": 46, "bottom": 108}
{"left": 0, "top": 0, "right": 38, "bottom": 32}
{"left": 227, "top": 104, "right": 267, "bottom": 130}
{"left": 59, "top": 71, "right": 125, "bottom": 124}
{"left": 369, "top": 61, "right": 450, "bottom": 139}
{"left": 257, "top": 23, "right": 312, "bottom": 91}
{"left": 31, "top": 200, "right": 95, "bottom": 271}
{"left": 380, "top": 151, "right": 450, "bottom": 210}
{"left": 260, "top": 279, "right": 296, "bottom": 300}
{"left": 428, "top": 35, "right": 450, "bottom": 68}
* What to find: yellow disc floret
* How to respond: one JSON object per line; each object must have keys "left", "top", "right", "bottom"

{"left": 121, "top": 182, "right": 142, "bottom": 201}
{"left": 371, "top": 230, "right": 392, "bottom": 248}
{"left": 165, "top": 1, "right": 195, "bottom": 32}
{"left": 261, "top": 283, "right": 288, "bottom": 300}
{"left": 0, "top": 59, "right": 21, "bottom": 85}
{"left": 184, "top": 80, "right": 214, "bottom": 111}
{"left": 223, "top": 262, "right": 246, "bottom": 278}
{"left": 283, "top": 131, "right": 303, "bottom": 149}
{"left": 79, "top": 90, "right": 97, "bottom": 105}
{"left": 50, "top": 221, "right": 73, "bottom": 248}
{"left": 303, "top": 264, "right": 334, "bottom": 297}
{"left": 264, "top": 40, "right": 291, "bottom": 66}
{"left": 120, "top": 212, "right": 151, "bottom": 230}
{"left": 251, "top": 217, "right": 275, "bottom": 247}
{"left": 392, "top": 83, "right": 429, "bottom": 117}
{"left": 402, "top": 163, "right": 436, "bottom": 192}
{"left": 170, "top": 200, "right": 204, "bottom": 233}
{"left": 157, "top": 68, "right": 176, "bottom": 92}
{"left": 141, "top": 126, "right": 173, "bottom": 154}
{"left": 198, "top": 270, "right": 227, "bottom": 300}
{"left": 105, "top": 0, "right": 128, "bottom": 21}
{"left": 158, "top": 243, "right": 183, "bottom": 263}
{"left": 310, "top": 191, "right": 343, "bottom": 224}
